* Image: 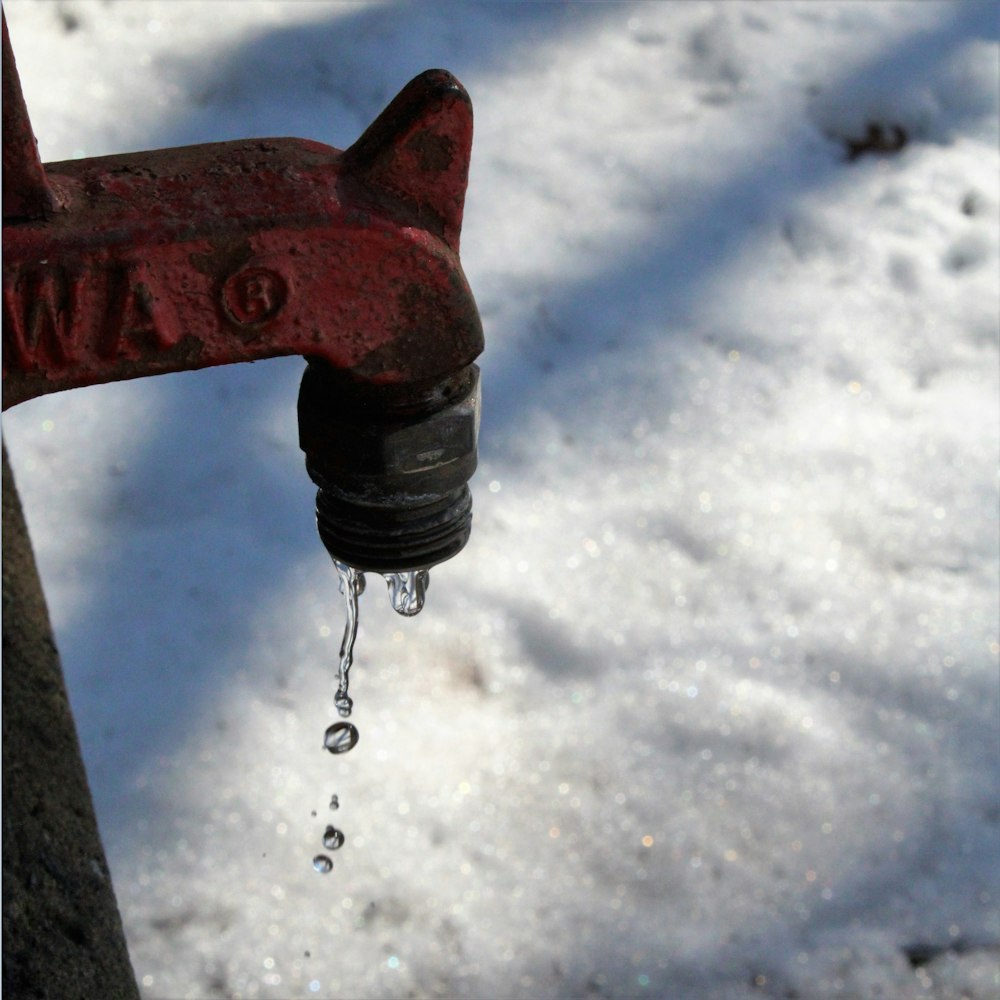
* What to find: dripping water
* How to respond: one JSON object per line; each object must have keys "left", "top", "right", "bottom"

{"left": 323, "top": 826, "right": 345, "bottom": 851}
{"left": 384, "top": 570, "right": 430, "bottom": 617}
{"left": 332, "top": 560, "right": 365, "bottom": 717}
{"left": 329, "top": 560, "right": 431, "bottom": 718}
{"left": 324, "top": 721, "right": 359, "bottom": 754}
{"left": 316, "top": 560, "right": 432, "bottom": 872}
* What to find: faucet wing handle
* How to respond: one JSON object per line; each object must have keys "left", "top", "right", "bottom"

{"left": 341, "top": 69, "right": 473, "bottom": 253}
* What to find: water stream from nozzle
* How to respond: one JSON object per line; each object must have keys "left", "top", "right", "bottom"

{"left": 332, "top": 560, "right": 365, "bottom": 717}
{"left": 316, "top": 558, "right": 432, "bottom": 872}
{"left": 330, "top": 560, "right": 431, "bottom": 718}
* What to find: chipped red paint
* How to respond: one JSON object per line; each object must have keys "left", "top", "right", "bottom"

{"left": 2, "top": 14, "right": 482, "bottom": 410}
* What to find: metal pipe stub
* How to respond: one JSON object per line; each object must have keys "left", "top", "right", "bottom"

{"left": 298, "top": 359, "right": 480, "bottom": 572}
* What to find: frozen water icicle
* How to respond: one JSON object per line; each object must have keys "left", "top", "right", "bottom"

{"left": 383, "top": 569, "right": 430, "bottom": 617}
{"left": 332, "top": 559, "right": 365, "bottom": 717}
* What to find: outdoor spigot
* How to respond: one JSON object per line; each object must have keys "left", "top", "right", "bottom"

{"left": 3, "top": 3, "right": 484, "bottom": 574}
{"left": 1, "top": 17, "right": 483, "bottom": 995}
{"left": 293, "top": 69, "right": 483, "bottom": 573}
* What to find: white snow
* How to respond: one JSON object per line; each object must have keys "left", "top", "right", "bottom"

{"left": 3, "top": 2, "right": 998, "bottom": 998}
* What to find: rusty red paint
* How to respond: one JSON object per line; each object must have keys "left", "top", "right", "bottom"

{"left": 2, "top": 42, "right": 482, "bottom": 409}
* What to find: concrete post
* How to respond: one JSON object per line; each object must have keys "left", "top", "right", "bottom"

{"left": 2, "top": 443, "right": 140, "bottom": 999}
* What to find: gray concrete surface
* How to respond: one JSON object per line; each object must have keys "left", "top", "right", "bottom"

{"left": 3, "top": 443, "right": 140, "bottom": 1000}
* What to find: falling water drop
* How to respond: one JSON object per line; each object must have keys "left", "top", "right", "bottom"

{"left": 383, "top": 570, "right": 430, "bottom": 617}
{"left": 329, "top": 795, "right": 340, "bottom": 811}
{"left": 332, "top": 560, "right": 365, "bottom": 717}
{"left": 322, "top": 826, "right": 345, "bottom": 851}
{"left": 324, "top": 721, "right": 359, "bottom": 754}
{"left": 312, "top": 855, "right": 333, "bottom": 874}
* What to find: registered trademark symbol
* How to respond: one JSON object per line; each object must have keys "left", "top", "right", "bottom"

{"left": 221, "top": 265, "right": 287, "bottom": 326}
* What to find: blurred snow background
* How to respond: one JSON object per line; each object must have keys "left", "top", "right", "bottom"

{"left": 2, "top": 1, "right": 999, "bottom": 998}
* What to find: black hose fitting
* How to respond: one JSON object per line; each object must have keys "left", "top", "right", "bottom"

{"left": 298, "top": 359, "right": 480, "bottom": 572}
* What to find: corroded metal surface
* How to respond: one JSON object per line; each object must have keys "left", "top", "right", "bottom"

{"left": 3, "top": 446, "right": 141, "bottom": 1000}
{"left": 2, "top": 69, "right": 482, "bottom": 409}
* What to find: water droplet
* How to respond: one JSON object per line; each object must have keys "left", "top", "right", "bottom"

{"left": 335, "top": 692, "right": 353, "bottom": 717}
{"left": 312, "top": 855, "right": 333, "bottom": 874}
{"left": 329, "top": 795, "right": 340, "bottom": 811}
{"left": 323, "top": 826, "right": 345, "bottom": 851}
{"left": 383, "top": 570, "right": 430, "bottom": 617}
{"left": 324, "top": 722, "right": 359, "bottom": 755}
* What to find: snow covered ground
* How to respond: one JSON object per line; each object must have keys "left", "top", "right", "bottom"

{"left": 3, "top": 2, "right": 999, "bottom": 998}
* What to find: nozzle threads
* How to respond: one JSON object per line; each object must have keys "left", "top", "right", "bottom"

{"left": 314, "top": 485, "right": 472, "bottom": 572}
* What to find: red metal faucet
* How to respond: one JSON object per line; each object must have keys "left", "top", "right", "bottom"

{"left": 2, "top": 10, "right": 483, "bottom": 571}
{"left": 1, "top": 13, "right": 482, "bottom": 992}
